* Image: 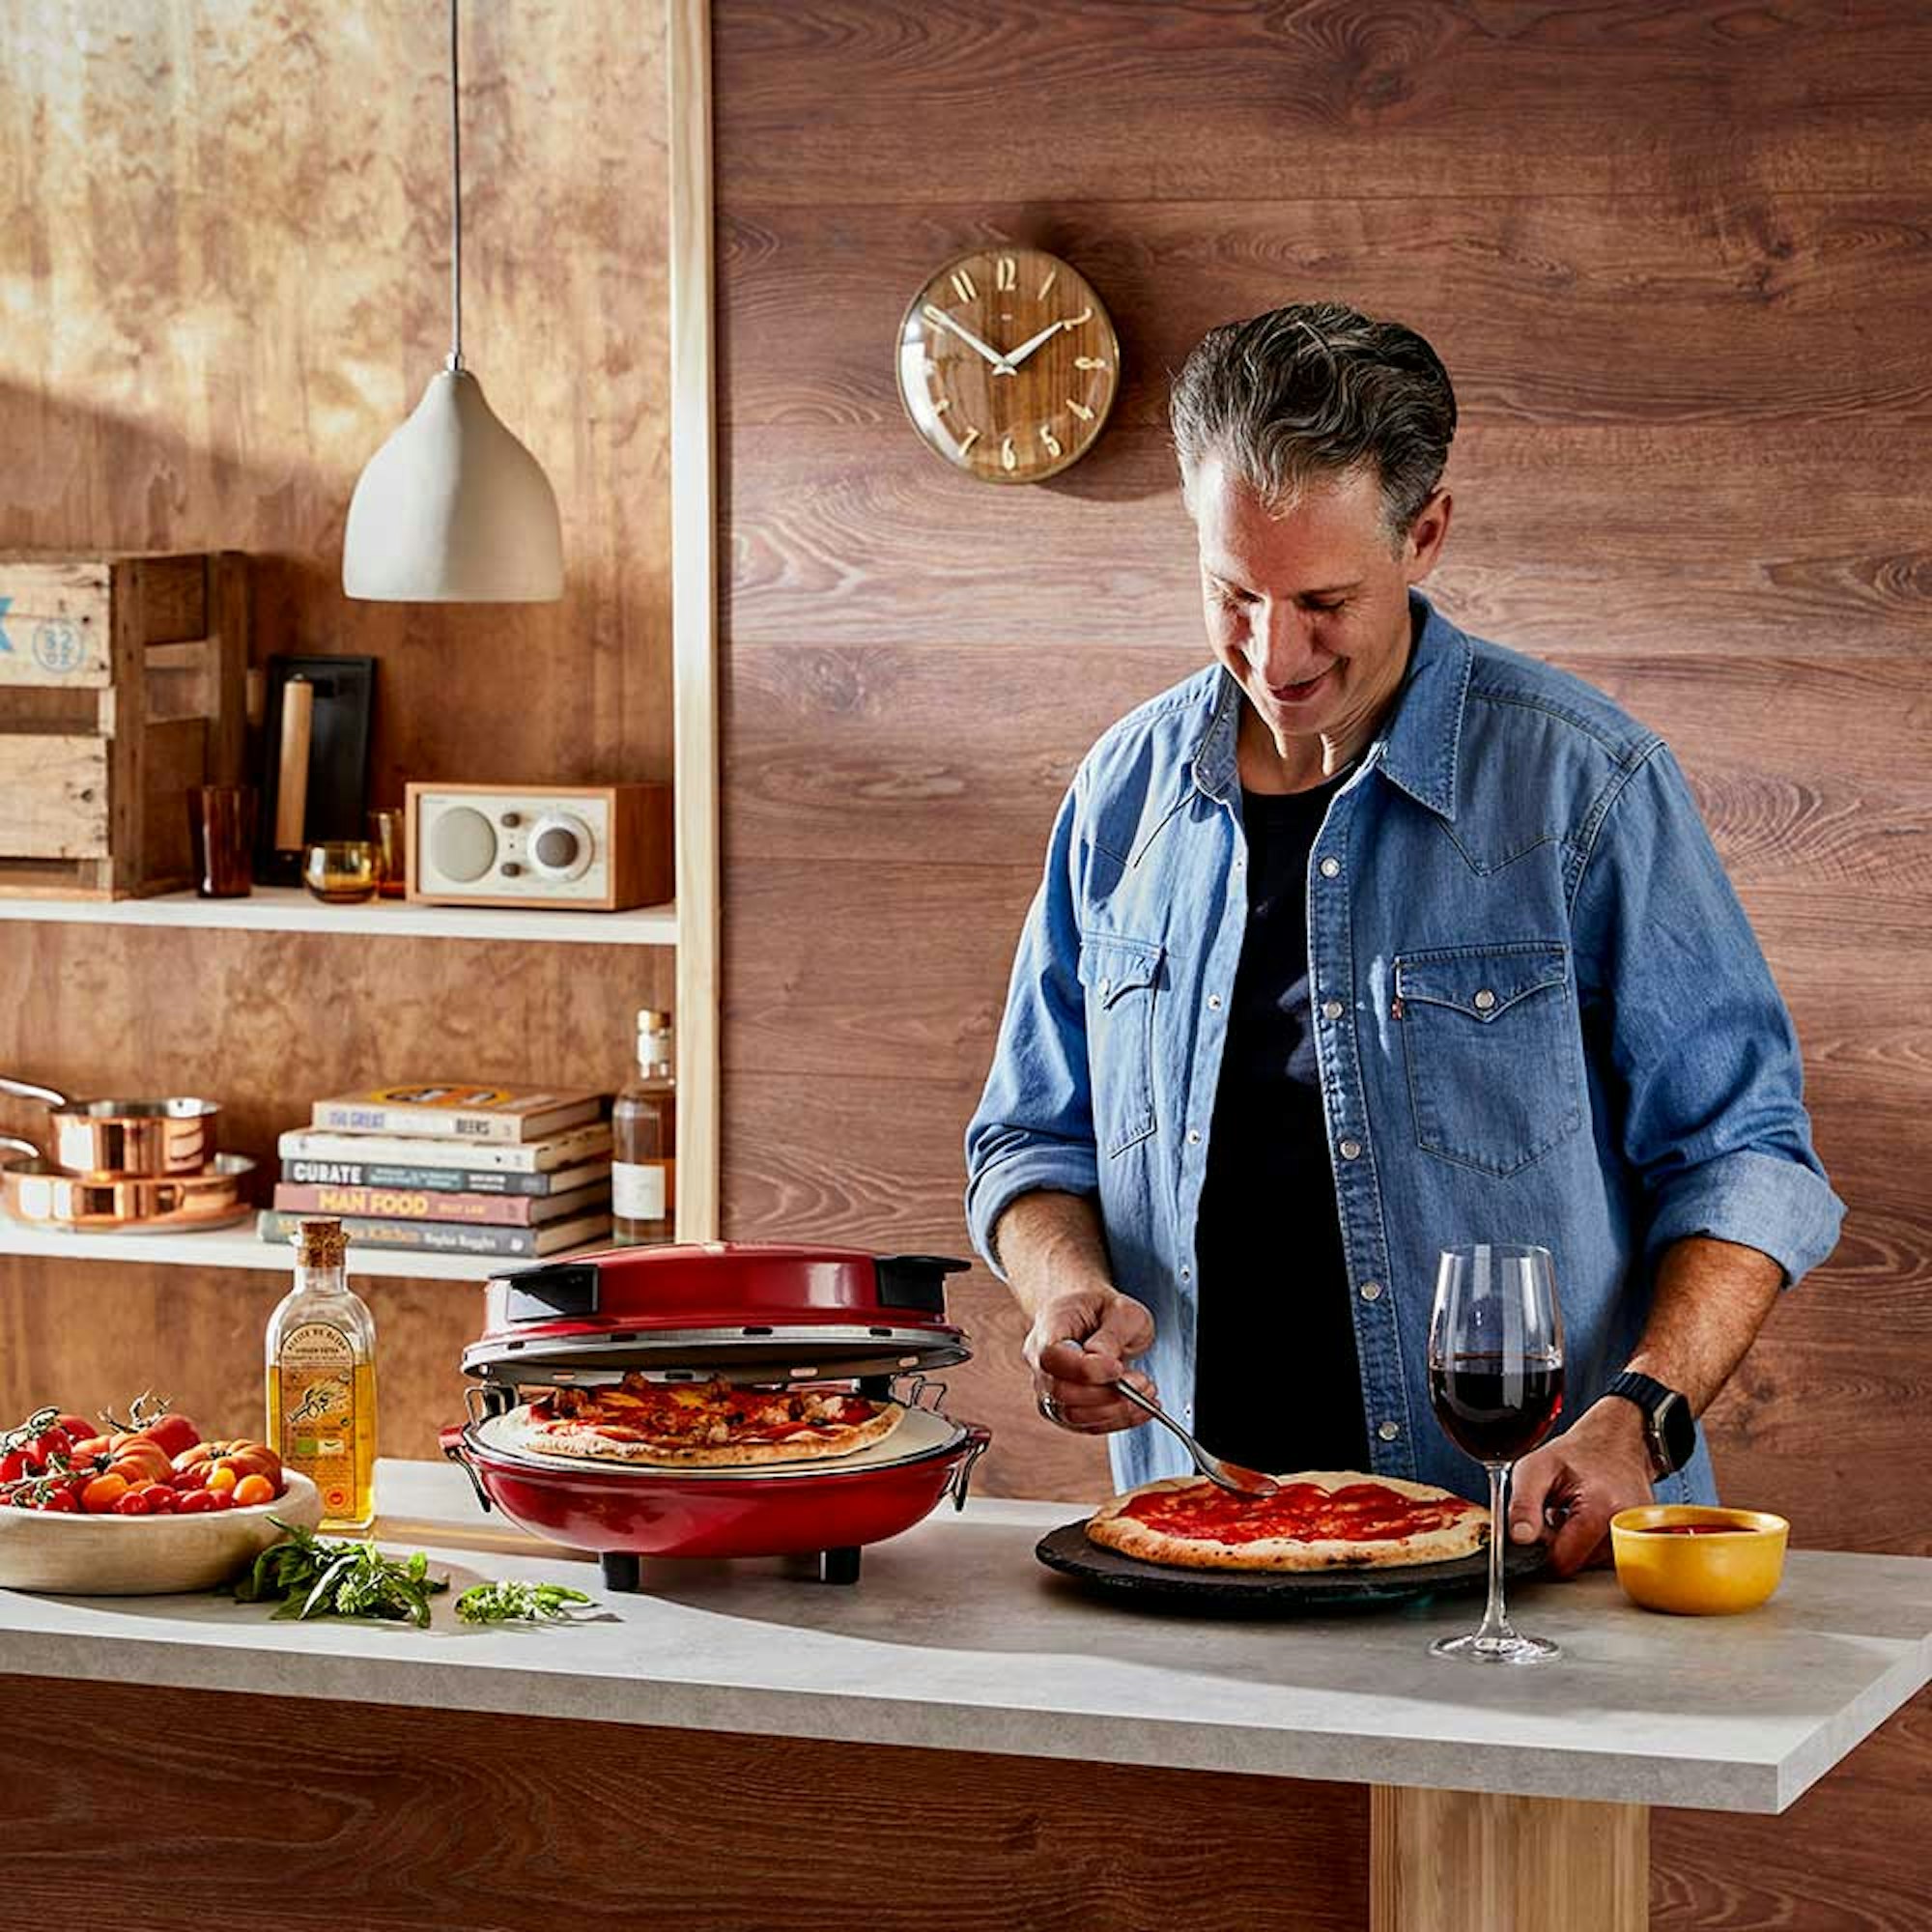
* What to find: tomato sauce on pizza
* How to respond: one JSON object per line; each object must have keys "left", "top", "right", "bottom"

{"left": 1122, "top": 1478, "right": 1475, "bottom": 1547}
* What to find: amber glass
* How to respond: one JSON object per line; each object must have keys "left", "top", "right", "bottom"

{"left": 366, "top": 809, "right": 406, "bottom": 898}
{"left": 186, "top": 784, "right": 257, "bottom": 897}
{"left": 302, "top": 839, "right": 380, "bottom": 904}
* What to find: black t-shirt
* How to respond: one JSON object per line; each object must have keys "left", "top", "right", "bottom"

{"left": 1191, "top": 770, "right": 1368, "bottom": 1474}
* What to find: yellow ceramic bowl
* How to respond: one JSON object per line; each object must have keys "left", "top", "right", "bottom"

{"left": 1609, "top": 1504, "right": 1789, "bottom": 1615}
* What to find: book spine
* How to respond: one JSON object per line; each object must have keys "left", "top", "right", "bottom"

{"left": 309, "top": 1103, "right": 525, "bottom": 1144}
{"left": 259, "top": 1210, "right": 544, "bottom": 1257}
{"left": 273, "top": 1183, "right": 539, "bottom": 1227}
{"left": 280, "top": 1158, "right": 544, "bottom": 1197}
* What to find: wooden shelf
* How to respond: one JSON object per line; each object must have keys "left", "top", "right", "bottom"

{"left": 0, "top": 1216, "right": 587, "bottom": 1282}
{"left": 0, "top": 887, "right": 676, "bottom": 947}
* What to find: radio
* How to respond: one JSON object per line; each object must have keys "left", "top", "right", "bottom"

{"left": 405, "top": 782, "right": 672, "bottom": 911}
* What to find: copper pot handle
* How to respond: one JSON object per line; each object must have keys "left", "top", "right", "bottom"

{"left": 0, "top": 1076, "right": 66, "bottom": 1108}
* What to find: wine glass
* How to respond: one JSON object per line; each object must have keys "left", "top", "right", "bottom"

{"left": 1427, "top": 1242, "right": 1566, "bottom": 1664}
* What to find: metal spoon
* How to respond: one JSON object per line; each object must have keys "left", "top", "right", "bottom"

{"left": 1111, "top": 1380, "right": 1281, "bottom": 1499}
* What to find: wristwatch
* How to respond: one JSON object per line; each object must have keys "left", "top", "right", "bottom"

{"left": 1605, "top": 1371, "right": 1696, "bottom": 1479}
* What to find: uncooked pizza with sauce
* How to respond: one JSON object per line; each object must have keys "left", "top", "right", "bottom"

{"left": 516, "top": 1374, "right": 904, "bottom": 1468}
{"left": 1087, "top": 1470, "right": 1488, "bottom": 1572}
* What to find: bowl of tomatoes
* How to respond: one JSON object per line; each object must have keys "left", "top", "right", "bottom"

{"left": 0, "top": 1398, "right": 323, "bottom": 1595}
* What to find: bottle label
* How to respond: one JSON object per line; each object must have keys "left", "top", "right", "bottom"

{"left": 612, "top": 1159, "right": 672, "bottom": 1220}
{"left": 275, "top": 1321, "right": 358, "bottom": 1515}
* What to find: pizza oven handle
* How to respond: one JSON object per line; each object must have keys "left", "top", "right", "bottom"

{"left": 948, "top": 1423, "right": 992, "bottom": 1512}
{"left": 440, "top": 1423, "right": 493, "bottom": 1514}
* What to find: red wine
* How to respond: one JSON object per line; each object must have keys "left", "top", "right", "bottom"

{"left": 1429, "top": 1353, "right": 1564, "bottom": 1463}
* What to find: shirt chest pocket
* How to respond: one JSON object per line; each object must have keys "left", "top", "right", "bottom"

{"left": 1395, "top": 942, "right": 1586, "bottom": 1179}
{"left": 1078, "top": 932, "right": 1163, "bottom": 1156}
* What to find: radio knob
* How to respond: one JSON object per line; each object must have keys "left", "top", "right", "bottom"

{"left": 533, "top": 824, "right": 581, "bottom": 869}
{"left": 500, "top": 811, "right": 523, "bottom": 829}
{"left": 500, "top": 861, "right": 524, "bottom": 878}
{"left": 527, "top": 811, "right": 595, "bottom": 881}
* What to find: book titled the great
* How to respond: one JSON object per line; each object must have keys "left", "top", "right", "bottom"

{"left": 279, "top": 1121, "right": 612, "bottom": 1178}
{"left": 308, "top": 1084, "right": 606, "bottom": 1145}
{"left": 258, "top": 1208, "right": 611, "bottom": 1259}
{"left": 271, "top": 1179, "right": 611, "bottom": 1229}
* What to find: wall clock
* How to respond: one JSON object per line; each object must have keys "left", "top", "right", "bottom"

{"left": 895, "top": 247, "right": 1121, "bottom": 484}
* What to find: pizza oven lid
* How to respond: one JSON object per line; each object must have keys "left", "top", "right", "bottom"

{"left": 461, "top": 1240, "right": 973, "bottom": 1388}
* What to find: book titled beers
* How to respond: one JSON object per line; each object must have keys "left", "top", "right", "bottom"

{"left": 309, "top": 1083, "right": 605, "bottom": 1146}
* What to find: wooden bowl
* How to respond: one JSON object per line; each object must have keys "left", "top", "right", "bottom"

{"left": 0, "top": 1472, "right": 323, "bottom": 1595}
{"left": 1609, "top": 1503, "right": 1789, "bottom": 1615}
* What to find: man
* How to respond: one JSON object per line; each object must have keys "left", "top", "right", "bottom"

{"left": 963, "top": 301, "right": 1843, "bottom": 1577}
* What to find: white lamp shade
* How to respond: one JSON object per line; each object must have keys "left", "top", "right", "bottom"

{"left": 342, "top": 367, "right": 563, "bottom": 602}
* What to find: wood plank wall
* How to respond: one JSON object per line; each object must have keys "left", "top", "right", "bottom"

{"left": 0, "top": 3, "right": 673, "bottom": 1452}
{"left": 712, "top": 5, "right": 1932, "bottom": 1927}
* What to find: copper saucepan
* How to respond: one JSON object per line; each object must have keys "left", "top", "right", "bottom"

{"left": 0, "top": 1137, "right": 255, "bottom": 1231}
{"left": 0, "top": 1077, "right": 221, "bottom": 1178}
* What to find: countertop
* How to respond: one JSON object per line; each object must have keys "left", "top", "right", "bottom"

{"left": 1, "top": 1457, "right": 1926, "bottom": 1815}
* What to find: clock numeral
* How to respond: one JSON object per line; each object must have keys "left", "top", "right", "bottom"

{"left": 1073, "top": 356, "right": 1109, "bottom": 371}
{"left": 1039, "top": 425, "right": 1064, "bottom": 460}
{"left": 1066, "top": 398, "right": 1094, "bottom": 422}
{"left": 995, "top": 255, "right": 1018, "bottom": 292}
{"left": 951, "top": 268, "right": 978, "bottom": 303}
{"left": 1038, "top": 267, "right": 1058, "bottom": 300}
{"left": 958, "top": 426, "right": 981, "bottom": 456}
{"left": 1001, "top": 436, "right": 1017, "bottom": 472}
{"left": 933, "top": 397, "right": 952, "bottom": 414}
{"left": 1065, "top": 306, "right": 1093, "bottom": 328}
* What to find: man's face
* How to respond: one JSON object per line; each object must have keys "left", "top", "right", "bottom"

{"left": 1191, "top": 454, "right": 1448, "bottom": 753}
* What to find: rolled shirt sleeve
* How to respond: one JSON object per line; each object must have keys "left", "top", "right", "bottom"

{"left": 1572, "top": 743, "right": 1845, "bottom": 1286}
{"left": 964, "top": 771, "right": 1100, "bottom": 1279}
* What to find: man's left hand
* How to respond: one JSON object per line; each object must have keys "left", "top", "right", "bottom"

{"left": 1507, "top": 1397, "right": 1657, "bottom": 1577}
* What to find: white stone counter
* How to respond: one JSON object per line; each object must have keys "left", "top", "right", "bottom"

{"left": 2, "top": 1457, "right": 1925, "bottom": 1815}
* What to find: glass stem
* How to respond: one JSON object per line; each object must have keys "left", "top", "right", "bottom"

{"left": 1478, "top": 1461, "right": 1515, "bottom": 1639}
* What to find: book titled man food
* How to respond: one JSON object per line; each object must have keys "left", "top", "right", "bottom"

{"left": 309, "top": 1084, "right": 605, "bottom": 1146}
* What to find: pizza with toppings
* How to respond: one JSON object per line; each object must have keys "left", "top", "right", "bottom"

{"left": 1086, "top": 1470, "right": 1488, "bottom": 1572}
{"left": 513, "top": 1374, "right": 905, "bottom": 1468}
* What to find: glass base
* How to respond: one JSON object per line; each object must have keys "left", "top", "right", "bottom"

{"left": 1431, "top": 1628, "right": 1561, "bottom": 1664}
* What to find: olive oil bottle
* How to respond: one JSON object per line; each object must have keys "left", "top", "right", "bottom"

{"left": 267, "top": 1216, "right": 378, "bottom": 1531}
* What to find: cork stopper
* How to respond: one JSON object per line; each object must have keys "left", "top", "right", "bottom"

{"left": 294, "top": 1216, "right": 349, "bottom": 1267}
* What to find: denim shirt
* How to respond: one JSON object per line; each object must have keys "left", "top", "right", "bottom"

{"left": 964, "top": 590, "right": 1844, "bottom": 1505}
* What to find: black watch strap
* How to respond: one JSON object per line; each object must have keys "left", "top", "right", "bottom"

{"left": 1606, "top": 1370, "right": 1696, "bottom": 1478}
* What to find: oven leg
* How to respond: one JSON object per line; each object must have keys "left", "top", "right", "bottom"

{"left": 819, "top": 1547, "right": 862, "bottom": 1585}
{"left": 600, "top": 1551, "right": 641, "bottom": 1594}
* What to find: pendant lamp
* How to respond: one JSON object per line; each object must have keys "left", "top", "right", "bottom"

{"left": 342, "top": 0, "right": 563, "bottom": 603}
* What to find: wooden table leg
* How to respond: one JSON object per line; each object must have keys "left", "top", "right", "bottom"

{"left": 1371, "top": 1785, "right": 1648, "bottom": 1931}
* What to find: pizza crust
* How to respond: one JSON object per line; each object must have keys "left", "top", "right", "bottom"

{"left": 1086, "top": 1469, "right": 1488, "bottom": 1573}
{"left": 510, "top": 1398, "right": 906, "bottom": 1469}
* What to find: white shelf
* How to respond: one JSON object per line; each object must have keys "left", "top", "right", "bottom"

{"left": 0, "top": 887, "right": 676, "bottom": 947}
{"left": 0, "top": 1216, "right": 583, "bottom": 1282}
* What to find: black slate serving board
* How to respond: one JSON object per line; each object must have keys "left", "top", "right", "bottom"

{"left": 1035, "top": 1518, "right": 1548, "bottom": 1614}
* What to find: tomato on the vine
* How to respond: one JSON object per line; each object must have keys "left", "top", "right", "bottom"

{"left": 41, "top": 1489, "right": 78, "bottom": 1513}
{"left": 29, "top": 1429, "right": 72, "bottom": 1467}
{"left": 0, "top": 1451, "right": 29, "bottom": 1484}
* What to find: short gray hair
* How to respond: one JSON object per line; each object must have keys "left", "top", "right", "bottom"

{"left": 1170, "top": 301, "right": 1458, "bottom": 548}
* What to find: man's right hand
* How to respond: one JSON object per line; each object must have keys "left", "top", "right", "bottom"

{"left": 1023, "top": 1286, "right": 1157, "bottom": 1435}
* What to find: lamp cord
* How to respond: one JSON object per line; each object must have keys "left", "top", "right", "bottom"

{"left": 447, "top": 0, "right": 464, "bottom": 372}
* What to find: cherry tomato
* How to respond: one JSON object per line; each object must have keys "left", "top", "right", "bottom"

{"left": 168, "top": 1466, "right": 209, "bottom": 1491}
{"left": 0, "top": 1451, "right": 28, "bottom": 1484}
{"left": 231, "top": 1473, "right": 275, "bottom": 1508}
{"left": 176, "top": 1490, "right": 220, "bottom": 1514}
{"left": 205, "top": 1489, "right": 236, "bottom": 1512}
{"left": 30, "top": 1428, "right": 73, "bottom": 1466}
{"left": 139, "top": 1486, "right": 178, "bottom": 1515}
{"left": 113, "top": 1489, "right": 153, "bottom": 1516}
{"left": 41, "top": 1489, "right": 78, "bottom": 1513}
{"left": 205, "top": 1463, "right": 239, "bottom": 1493}
{"left": 80, "top": 1473, "right": 129, "bottom": 1514}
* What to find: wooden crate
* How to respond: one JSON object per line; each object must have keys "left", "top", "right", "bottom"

{"left": 0, "top": 552, "right": 247, "bottom": 897}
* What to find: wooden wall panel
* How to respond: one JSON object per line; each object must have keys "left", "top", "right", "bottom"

{"left": 714, "top": 4, "right": 1932, "bottom": 1921}
{"left": 0, "top": 1, "right": 672, "bottom": 1457}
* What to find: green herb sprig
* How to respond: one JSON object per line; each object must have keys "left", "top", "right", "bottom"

{"left": 454, "top": 1579, "right": 595, "bottom": 1624}
{"left": 235, "top": 1519, "right": 450, "bottom": 1628}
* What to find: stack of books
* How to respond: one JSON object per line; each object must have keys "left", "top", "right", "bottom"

{"left": 260, "top": 1084, "right": 613, "bottom": 1260}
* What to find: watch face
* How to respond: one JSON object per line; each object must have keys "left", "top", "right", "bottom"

{"left": 1654, "top": 1390, "right": 1697, "bottom": 1474}
{"left": 895, "top": 247, "right": 1121, "bottom": 484}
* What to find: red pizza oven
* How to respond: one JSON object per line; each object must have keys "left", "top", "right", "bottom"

{"left": 440, "top": 1242, "right": 990, "bottom": 1587}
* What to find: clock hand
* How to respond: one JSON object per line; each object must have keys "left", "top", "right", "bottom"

{"left": 921, "top": 303, "right": 1014, "bottom": 374}
{"left": 1002, "top": 316, "right": 1074, "bottom": 371}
